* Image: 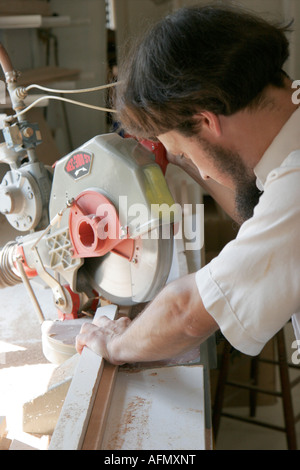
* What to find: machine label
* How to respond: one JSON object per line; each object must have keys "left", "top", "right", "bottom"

{"left": 64, "top": 151, "right": 93, "bottom": 180}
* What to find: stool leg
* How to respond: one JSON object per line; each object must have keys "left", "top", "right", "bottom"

{"left": 249, "top": 356, "right": 259, "bottom": 417}
{"left": 276, "top": 329, "right": 297, "bottom": 450}
{"left": 212, "top": 340, "right": 231, "bottom": 441}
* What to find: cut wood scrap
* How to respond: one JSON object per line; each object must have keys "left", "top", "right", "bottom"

{"left": 23, "top": 352, "right": 80, "bottom": 435}
{"left": 0, "top": 416, "right": 6, "bottom": 438}
{"left": 0, "top": 416, "right": 10, "bottom": 450}
{"left": 9, "top": 440, "right": 37, "bottom": 451}
{"left": 23, "top": 379, "right": 72, "bottom": 436}
{"left": 0, "top": 437, "right": 11, "bottom": 450}
{"left": 49, "top": 304, "right": 119, "bottom": 451}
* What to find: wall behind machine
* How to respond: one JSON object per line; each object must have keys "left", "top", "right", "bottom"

{"left": 46, "top": 0, "right": 108, "bottom": 154}
{"left": 114, "top": 0, "right": 300, "bottom": 82}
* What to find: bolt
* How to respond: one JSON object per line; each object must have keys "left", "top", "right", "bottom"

{"left": 27, "top": 192, "right": 33, "bottom": 200}
{"left": 27, "top": 216, "right": 32, "bottom": 223}
{"left": 120, "top": 226, "right": 128, "bottom": 239}
{"left": 67, "top": 198, "right": 75, "bottom": 207}
{"left": 132, "top": 258, "right": 138, "bottom": 264}
{"left": 15, "top": 87, "right": 28, "bottom": 100}
{"left": 23, "top": 127, "right": 34, "bottom": 138}
{"left": 55, "top": 298, "right": 64, "bottom": 306}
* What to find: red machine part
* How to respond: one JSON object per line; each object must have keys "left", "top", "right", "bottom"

{"left": 139, "top": 139, "right": 169, "bottom": 175}
{"left": 124, "top": 134, "right": 169, "bottom": 175}
{"left": 14, "top": 245, "right": 38, "bottom": 278}
{"left": 69, "top": 189, "right": 134, "bottom": 260}
{"left": 57, "top": 285, "right": 100, "bottom": 320}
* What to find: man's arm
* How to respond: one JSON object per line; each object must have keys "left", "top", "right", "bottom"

{"left": 76, "top": 273, "right": 219, "bottom": 365}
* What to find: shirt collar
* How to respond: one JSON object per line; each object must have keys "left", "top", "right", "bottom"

{"left": 254, "top": 107, "right": 300, "bottom": 190}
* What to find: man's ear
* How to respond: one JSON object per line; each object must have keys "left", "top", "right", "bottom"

{"left": 194, "top": 111, "right": 222, "bottom": 138}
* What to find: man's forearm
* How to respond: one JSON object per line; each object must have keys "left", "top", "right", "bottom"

{"left": 106, "top": 273, "right": 218, "bottom": 364}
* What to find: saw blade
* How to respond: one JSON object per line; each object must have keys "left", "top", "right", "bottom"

{"left": 84, "top": 226, "right": 173, "bottom": 305}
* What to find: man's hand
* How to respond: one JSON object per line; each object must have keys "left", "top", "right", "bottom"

{"left": 75, "top": 315, "right": 132, "bottom": 365}
{"left": 76, "top": 274, "right": 218, "bottom": 365}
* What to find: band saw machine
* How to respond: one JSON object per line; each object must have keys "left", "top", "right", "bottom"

{"left": 0, "top": 44, "right": 179, "bottom": 363}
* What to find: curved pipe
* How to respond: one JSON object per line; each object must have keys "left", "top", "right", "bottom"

{"left": 0, "top": 42, "right": 14, "bottom": 77}
{"left": 0, "top": 42, "right": 28, "bottom": 122}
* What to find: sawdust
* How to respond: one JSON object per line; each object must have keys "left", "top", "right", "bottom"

{"left": 105, "top": 395, "right": 151, "bottom": 450}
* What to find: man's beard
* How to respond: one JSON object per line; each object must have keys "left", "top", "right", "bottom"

{"left": 199, "top": 139, "right": 263, "bottom": 224}
{"left": 234, "top": 176, "right": 263, "bottom": 223}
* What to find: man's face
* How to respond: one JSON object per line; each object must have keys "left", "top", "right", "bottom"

{"left": 158, "top": 130, "right": 262, "bottom": 223}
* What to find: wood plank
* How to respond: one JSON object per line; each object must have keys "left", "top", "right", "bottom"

{"left": 48, "top": 304, "right": 119, "bottom": 451}
{"left": 81, "top": 362, "right": 118, "bottom": 450}
{"left": 81, "top": 306, "right": 131, "bottom": 449}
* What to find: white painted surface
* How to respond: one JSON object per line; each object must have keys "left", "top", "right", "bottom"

{"left": 102, "top": 365, "right": 206, "bottom": 450}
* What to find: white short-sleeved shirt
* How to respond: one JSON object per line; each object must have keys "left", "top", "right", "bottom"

{"left": 196, "top": 107, "right": 300, "bottom": 356}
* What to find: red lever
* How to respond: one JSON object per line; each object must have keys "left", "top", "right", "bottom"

{"left": 139, "top": 139, "right": 169, "bottom": 175}
{"left": 124, "top": 134, "right": 169, "bottom": 175}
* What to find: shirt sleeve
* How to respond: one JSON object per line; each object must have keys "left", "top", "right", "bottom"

{"left": 195, "top": 151, "right": 300, "bottom": 356}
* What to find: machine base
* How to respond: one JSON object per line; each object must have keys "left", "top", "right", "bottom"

{"left": 41, "top": 318, "right": 93, "bottom": 364}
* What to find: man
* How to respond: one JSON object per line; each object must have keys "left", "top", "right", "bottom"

{"left": 76, "top": 4, "right": 300, "bottom": 364}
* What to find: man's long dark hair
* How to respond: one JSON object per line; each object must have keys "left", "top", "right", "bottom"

{"left": 116, "top": 4, "right": 290, "bottom": 139}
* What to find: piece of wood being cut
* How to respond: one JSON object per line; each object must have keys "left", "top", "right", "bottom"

{"left": 81, "top": 361, "right": 118, "bottom": 450}
{"left": 48, "top": 304, "right": 119, "bottom": 451}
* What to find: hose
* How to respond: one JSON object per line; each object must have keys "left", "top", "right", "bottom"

{"left": 0, "top": 241, "right": 21, "bottom": 288}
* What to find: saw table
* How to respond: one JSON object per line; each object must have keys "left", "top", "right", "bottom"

{"left": 48, "top": 309, "right": 214, "bottom": 451}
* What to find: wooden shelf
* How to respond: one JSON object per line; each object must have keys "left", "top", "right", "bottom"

{"left": 0, "top": 15, "right": 71, "bottom": 29}
{"left": 16, "top": 66, "right": 81, "bottom": 87}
